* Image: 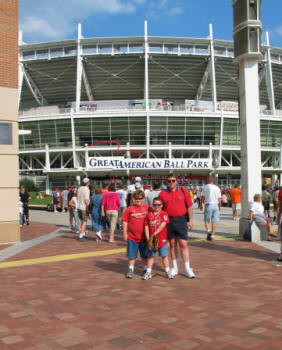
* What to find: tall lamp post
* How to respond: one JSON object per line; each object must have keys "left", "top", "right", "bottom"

{"left": 232, "top": 0, "right": 263, "bottom": 241}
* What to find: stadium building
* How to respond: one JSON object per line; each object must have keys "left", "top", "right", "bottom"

{"left": 18, "top": 23, "right": 282, "bottom": 190}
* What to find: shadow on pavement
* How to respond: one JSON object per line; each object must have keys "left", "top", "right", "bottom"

{"left": 191, "top": 240, "right": 277, "bottom": 261}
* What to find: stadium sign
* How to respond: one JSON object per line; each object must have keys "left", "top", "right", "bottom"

{"left": 88, "top": 157, "right": 212, "bottom": 170}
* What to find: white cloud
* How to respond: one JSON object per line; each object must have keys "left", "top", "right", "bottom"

{"left": 19, "top": 0, "right": 137, "bottom": 42}
{"left": 19, "top": 0, "right": 185, "bottom": 43}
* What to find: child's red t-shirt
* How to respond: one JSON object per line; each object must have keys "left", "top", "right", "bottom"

{"left": 144, "top": 210, "right": 169, "bottom": 248}
{"left": 122, "top": 204, "right": 149, "bottom": 242}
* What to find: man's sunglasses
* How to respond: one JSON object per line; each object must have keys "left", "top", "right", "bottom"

{"left": 135, "top": 197, "right": 144, "bottom": 200}
{"left": 152, "top": 203, "right": 162, "bottom": 206}
{"left": 167, "top": 179, "right": 176, "bottom": 183}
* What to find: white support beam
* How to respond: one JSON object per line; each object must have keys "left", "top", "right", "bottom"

{"left": 265, "top": 32, "right": 276, "bottom": 116}
{"left": 33, "top": 156, "right": 45, "bottom": 169}
{"left": 144, "top": 20, "right": 150, "bottom": 159}
{"left": 45, "top": 144, "right": 50, "bottom": 171}
{"left": 209, "top": 24, "right": 217, "bottom": 112}
{"left": 70, "top": 112, "right": 78, "bottom": 168}
{"left": 19, "top": 157, "right": 31, "bottom": 170}
{"left": 280, "top": 141, "right": 282, "bottom": 185}
{"left": 82, "top": 62, "right": 94, "bottom": 101}
{"left": 195, "top": 59, "right": 211, "bottom": 101}
{"left": 18, "top": 38, "right": 24, "bottom": 108}
{"left": 259, "top": 63, "right": 266, "bottom": 84}
{"left": 76, "top": 23, "right": 83, "bottom": 112}
{"left": 22, "top": 66, "right": 47, "bottom": 106}
{"left": 218, "top": 110, "right": 224, "bottom": 167}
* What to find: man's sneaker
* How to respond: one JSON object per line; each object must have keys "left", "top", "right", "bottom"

{"left": 78, "top": 236, "right": 87, "bottom": 242}
{"left": 126, "top": 269, "right": 134, "bottom": 278}
{"left": 142, "top": 270, "right": 152, "bottom": 280}
{"left": 207, "top": 233, "right": 213, "bottom": 241}
{"left": 186, "top": 268, "right": 196, "bottom": 279}
{"left": 96, "top": 231, "right": 102, "bottom": 241}
{"left": 277, "top": 254, "right": 282, "bottom": 262}
{"left": 166, "top": 270, "right": 174, "bottom": 279}
{"left": 170, "top": 268, "right": 178, "bottom": 277}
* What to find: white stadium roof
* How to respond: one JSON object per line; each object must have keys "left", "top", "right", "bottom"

{"left": 19, "top": 35, "right": 282, "bottom": 109}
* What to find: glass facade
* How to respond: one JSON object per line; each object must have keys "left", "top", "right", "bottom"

{"left": 18, "top": 116, "right": 281, "bottom": 150}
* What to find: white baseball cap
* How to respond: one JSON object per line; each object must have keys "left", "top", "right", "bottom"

{"left": 135, "top": 176, "right": 142, "bottom": 182}
{"left": 83, "top": 177, "right": 90, "bottom": 184}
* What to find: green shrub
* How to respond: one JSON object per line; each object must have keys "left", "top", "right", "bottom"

{"left": 19, "top": 178, "right": 40, "bottom": 192}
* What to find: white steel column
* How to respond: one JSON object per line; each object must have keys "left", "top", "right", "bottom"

{"left": 46, "top": 174, "right": 50, "bottom": 195}
{"left": 70, "top": 112, "right": 77, "bottom": 168}
{"left": 85, "top": 147, "right": 89, "bottom": 170}
{"left": 209, "top": 142, "right": 213, "bottom": 167}
{"left": 18, "top": 31, "right": 24, "bottom": 108}
{"left": 239, "top": 59, "right": 262, "bottom": 236}
{"left": 144, "top": 20, "right": 150, "bottom": 158}
{"left": 126, "top": 142, "right": 130, "bottom": 185}
{"left": 265, "top": 32, "right": 276, "bottom": 116}
{"left": 209, "top": 24, "right": 217, "bottom": 112}
{"left": 280, "top": 141, "right": 282, "bottom": 185}
{"left": 168, "top": 142, "right": 172, "bottom": 159}
{"left": 76, "top": 23, "right": 83, "bottom": 113}
{"left": 219, "top": 109, "right": 224, "bottom": 167}
{"left": 45, "top": 144, "right": 50, "bottom": 171}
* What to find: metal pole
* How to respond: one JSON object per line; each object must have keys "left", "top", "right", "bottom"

{"left": 209, "top": 24, "right": 217, "bottom": 112}
{"left": 265, "top": 32, "right": 276, "bottom": 116}
{"left": 75, "top": 23, "right": 82, "bottom": 113}
{"left": 18, "top": 31, "right": 24, "bottom": 108}
{"left": 144, "top": 20, "right": 150, "bottom": 159}
{"left": 280, "top": 140, "right": 282, "bottom": 186}
{"left": 70, "top": 112, "right": 77, "bottom": 168}
{"left": 45, "top": 144, "right": 50, "bottom": 171}
{"left": 219, "top": 109, "right": 224, "bottom": 168}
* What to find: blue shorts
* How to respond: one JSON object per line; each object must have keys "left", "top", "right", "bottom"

{"left": 167, "top": 215, "right": 188, "bottom": 240}
{"left": 127, "top": 240, "right": 147, "bottom": 259}
{"left": 204, "top": 204, "right": 220, "bottom": 222}
{"left": 146, "top": 243, "right": 168, "bottom": 257}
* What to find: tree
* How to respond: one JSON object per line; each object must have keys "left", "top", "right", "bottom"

{"left": 19, "top": 178, "right": 39, "bottom": 192}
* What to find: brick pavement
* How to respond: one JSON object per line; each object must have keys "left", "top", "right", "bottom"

{"left": 0, "top": 223, "right": 281, "bottom": 349}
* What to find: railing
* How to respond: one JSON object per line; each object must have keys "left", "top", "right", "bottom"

{"left": 18, "top": 103, "right": 281, "bottom": 118}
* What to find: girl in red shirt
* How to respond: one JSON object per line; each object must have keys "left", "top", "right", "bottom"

{"left": 143, "top": 197, "right": 173, "bottom": 280}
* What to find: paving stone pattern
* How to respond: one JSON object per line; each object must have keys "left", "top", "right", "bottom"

{"left": 0, "top": 222, "right": 281, "bottom": 349}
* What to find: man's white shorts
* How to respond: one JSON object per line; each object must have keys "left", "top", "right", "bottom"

{"left": 232, "top": 203, "right": 241, "bottom": 210}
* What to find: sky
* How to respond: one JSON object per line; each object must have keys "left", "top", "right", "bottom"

{"left": 19, "top": 0, "right": 282, "bottom": 48}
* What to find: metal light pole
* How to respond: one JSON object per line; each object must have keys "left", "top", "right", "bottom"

{"left": 233, "top": 0, "right": 263, "bottom": 241}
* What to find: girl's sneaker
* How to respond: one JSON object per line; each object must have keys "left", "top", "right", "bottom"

{"left": 142, "top": 270, "right": 152, "bottom": 280}
{"left": 170, "top": 267, "right": 178, "bottom": 277}
{"left": 166, "top": 270, "right": 174, "bottom": 279}
{"left": 186, "top": 267, "right": 196, "bottom": 279}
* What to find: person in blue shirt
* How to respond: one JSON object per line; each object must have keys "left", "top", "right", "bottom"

{"left": 91, "top": 186, "right": 106, "bottom": 241}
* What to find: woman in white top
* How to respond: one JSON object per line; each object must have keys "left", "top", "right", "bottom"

{"left": 249, "top": 193, "right": 275, "bottom": 240}
{"left": 69, "top": 190, "right": 80, "bottom": 234}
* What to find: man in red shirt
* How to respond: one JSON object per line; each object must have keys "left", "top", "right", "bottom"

{"left": 277, "top": 188, "right": 282, "bottom": 261}
{"left": 159, "top": 174, "right": 195, "bottom": 278}
{"left": 122, "top": 190, "right": 149, "bottom": 278}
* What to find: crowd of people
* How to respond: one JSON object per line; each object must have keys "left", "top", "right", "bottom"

{"left": 19, "top": 176, "right": 282, "bottom": 273}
